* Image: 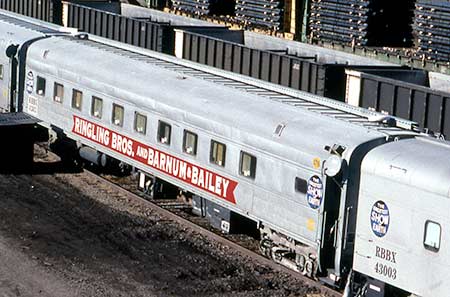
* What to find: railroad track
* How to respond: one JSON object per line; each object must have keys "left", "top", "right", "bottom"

{"left": 82, "top": 169, "right": 341, "bottom": 297}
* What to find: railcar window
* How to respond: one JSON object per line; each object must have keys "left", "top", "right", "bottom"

{"left": 0, "top": 64, "right": 3, "bottom": 80}
{"left": 112, "top": 104, "right": 124, "bottom": 127}
{"left": 36, "top": 76, "right": 46, "bottom": 96}
{"left": 295, "top": 177, "right": 307, "bottom": 194}
{"left": 240, "top": 151, "right": 257, "bottom": 179}
{"left": 91, "top": 96, "right": 103, "bottom": 119}
{"left": 134, "top": 112, "right": 147, "bottom": 135}
{"left": 424, "top": 221, "right": 441, "bottom": 252}
{"left": 157, "top": 121, "right": 171, "bottom": 145}
{"left": 53, "top": 83, "right": 64, "bottom": 103}
{"left": 183, "top": 130, "right": 198, "bottom": 155}
{"left": 72, "top": 89, "right": 83, "bottom": 110}
{"left": 210, "top": 140, "right": 226, "bottom": 167}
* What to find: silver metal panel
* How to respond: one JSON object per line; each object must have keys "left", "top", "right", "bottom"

{"left": 354, "top": 137, "right": 450, "bottom": 297}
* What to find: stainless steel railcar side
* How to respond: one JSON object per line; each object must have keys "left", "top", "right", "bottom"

{"left": 19, "top": 27, "right": 416, "bottom": 287}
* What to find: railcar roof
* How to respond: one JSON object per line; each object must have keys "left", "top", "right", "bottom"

{"left": 25, "top": 33, "right": 417, "bottom": 164}
{"left": 0, "top": 9, "right": 60, "bottom": 36}
{"left": 362, "top": 137, "right": 450, "bottom": 198}
{"left": 0, "top": 15, "right": 45, "bottom": 43}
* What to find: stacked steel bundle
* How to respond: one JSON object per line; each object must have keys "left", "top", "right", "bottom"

{"left": 172, "top": 0, "right": 234, "bottom": 16}
{"left": 172, "top": 0, "right": 211, "bottom": 15}
{"left": 309, "top": 0, "right": 414, "bottom": 47}
{"left": 414, "top": 0, "right": 450, "bottom": 61}
{"left": 235, "top": 0, "right": 283, "bottom": 31}
{"left": 309, "top": 0, "right": 371, "bottom": 45}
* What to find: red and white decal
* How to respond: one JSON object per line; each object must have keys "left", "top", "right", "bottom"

{"left": 72, "top": 116, "right": 238, "bottom": 204}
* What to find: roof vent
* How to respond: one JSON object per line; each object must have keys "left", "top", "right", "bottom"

{"left": 274, "top": 123, "right": 286, "bottom": 137}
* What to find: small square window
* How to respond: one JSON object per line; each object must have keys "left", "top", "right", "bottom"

{"left": 91, "top": 96, "right": 103, "bottom": 119}
{"left": 210, "top": 140, "right": 226, "bottom": 167}
{"left": 112, "top": 104, "right": 124, "bottom": 127}
{"left": 295, "top": 177, "right": 307, "bottom": 194}
{"left": 183, "top": 130, "right": 198, "bottom": 155}
{"left": 0, "top": 64, "right": 3, "bottom": 80}
{"left": 53, "top": 82, "right": 64, "bottom": 103}
{"left": 72, "top": 89, "right": 83, "bottom": 110}
{"left": 240, "top": 151, "right": 257, "bottom": 179}
{"left": 36, "top": 76, "right": 46, "bottom": 96}
{"left": 424, "top": 220, "right": 441, "bottom": 252}
{"left": 134, "top": 112, "right": 147, "bottom": 134}
{"left": 158, "top": 121, "right": 171, "bottom": 145}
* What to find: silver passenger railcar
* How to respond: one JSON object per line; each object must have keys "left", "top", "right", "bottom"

{"left": 1, "top": 9, "right": 450, "bottom": 297}
{"left": 21, "top": 30, "right": 416, "bottom": 282}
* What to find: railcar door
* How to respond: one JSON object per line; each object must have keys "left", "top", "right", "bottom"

{"left": 0, "top": 43, "right": 19, "bottom": 112}
{"left": 318, "top": 174, "right": 342, "bottom": 277}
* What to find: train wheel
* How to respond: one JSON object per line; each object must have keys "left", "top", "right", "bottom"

{"left": 259, "top": 238, "right": 272, "bottom": 258}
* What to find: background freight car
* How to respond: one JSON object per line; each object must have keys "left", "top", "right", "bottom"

{"left": 0, "top": 0, "right": 120, "bottom": 24}
{"left": 0, "top": 0, "right": 61, "bottom": 23}
{"left": 175, "top": 29, "right": 404, "bottom": 99}
{"left": 64, "top": 2, "right": 239, "bottom": 54}
{"left": 346, "top": 69, "right": 450, "bottom": 137}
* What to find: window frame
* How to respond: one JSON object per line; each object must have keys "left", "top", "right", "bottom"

{"left": 134, "top": 112, "right": 147, "bottom": 135}
{"left": 210, "top": 140, "right": 226, "bottom": 167}
{"left": 183, "top": 130, "right": 198, "bottom": 156}
{"left": 36, "top": 76, "right": 46, "bottom": 96}
{"left": 239, "top": 151, "right": 257, "bottom": 179}
{"left": 423, "top": 220, "right": 441, "bottom": 252}
{"left": 53, "top": 82, "right": 64, "bottom": 103}
{"left": 157, "top": 120, "right": 171, "bottom": 145}
{"left": 71, "top": 89, "right": 83, "bottom": 110}
{"left": 112, "top": 103, "right": 124, "bottom": 127}
{"left": 91, "top": 96, "right": 103, "bottom": 119}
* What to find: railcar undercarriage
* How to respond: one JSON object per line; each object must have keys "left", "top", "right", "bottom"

{"left": 259, "top": 225, "right": 319, "bottom": 278}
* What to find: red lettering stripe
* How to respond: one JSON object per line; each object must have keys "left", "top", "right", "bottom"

{"left": 72, "top": 116, "right": 237, "bottom": 204}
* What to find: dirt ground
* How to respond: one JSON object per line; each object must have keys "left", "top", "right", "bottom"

{"left": 0, "top": 147, "right": 323, "bottom": 297}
